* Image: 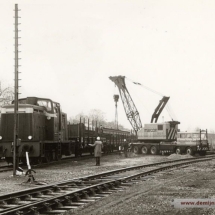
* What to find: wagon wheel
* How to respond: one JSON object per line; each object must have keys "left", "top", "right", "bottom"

{"left": 186, "top": 147, "right": 194, "bottom": 156}
{"left": 43, "top": 152, "right": 51, "bottom": 163}
{"left": 36, "top": 156, "right": 43, "bottom": 164}
{"left": 133, "top": 146, "right": 139, "bottom": 154}
{"left": 55, "top": 152, "right": 62, "bottom": 161}
{"left": 141, "top": 146, "right": 148, "bottom": 155}
{"left": 20, "top": 157, "right": 27, "bottom": 165}
{"left": 90, "top": 148, "right": 93, "bottom": 156}
{"left": 65, "top": 144, "right": 73, "bottom": 156}
{"left": 67, "top": 148, "right": 73, "bottom": 156}
{"left": 150, "top": 146, "right": 158, "bottom": 155}
{"left": 175, "top": 147, "right": 181, "bottom": 154}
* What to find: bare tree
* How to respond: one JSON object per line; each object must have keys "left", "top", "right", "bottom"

{"left": 194, "top": 127, "right": 201, "bottom": 132}
{"left": 104, "top": 120, "right": 125, "bottom": 130}
{"left": 209, "top": 129, "right": 215, "bottom": 134}
{"left": 88, "top": 109, "right": 105, "bottom": 121}
{"left": 88, "top": 109, "right": 106, "bottom": 126}
{"left": 69, "top": 109, "right": 127, "bottom": 130}
{"left": 0, "top": 82, "right": 14, "bottom": 108}
{"left": 68, "top": 112, "right": 87, "bottom": 124}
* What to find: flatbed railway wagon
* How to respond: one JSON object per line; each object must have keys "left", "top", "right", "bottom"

{"left": 176, "top": 130, "right": 209, "bottom": 155}
{"left": 68, "top": 122, "right": 132, "bottom": 156}
{"left": 207, "top": 133, "right": 215, "bottom": 151}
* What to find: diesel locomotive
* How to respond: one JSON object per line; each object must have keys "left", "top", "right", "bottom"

{"left": 0, "top": 97, "right": 132, "bottom": 164}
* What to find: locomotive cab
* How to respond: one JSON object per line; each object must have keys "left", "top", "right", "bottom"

{"left": 0, "top": 97, "right": 68, "bottom": 163}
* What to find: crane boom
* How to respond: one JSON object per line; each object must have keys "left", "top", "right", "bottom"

{"left": 151, "top": 96, "right": 170, "bottom": 123}
{"left": 109, "top": 76, "right": 142, "bottom": 133}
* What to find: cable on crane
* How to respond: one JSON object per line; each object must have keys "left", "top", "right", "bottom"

{"left": 125, "top": 76, "right": 178, "bottom": 121}
{"left": 125, "top": 77, "right": 164, "bottom": 97}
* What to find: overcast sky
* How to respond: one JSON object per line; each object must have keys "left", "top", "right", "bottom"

{"left": 1, "top": 0, "right": 215, "bottom": 132}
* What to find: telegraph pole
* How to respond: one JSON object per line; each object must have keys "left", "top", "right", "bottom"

{"left": 13, "top": 4, "right": 20, "bottom": 176}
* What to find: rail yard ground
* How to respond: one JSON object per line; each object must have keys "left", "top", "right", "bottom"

{"left": 0, "top": 153, "right": 215, "bottom": 214}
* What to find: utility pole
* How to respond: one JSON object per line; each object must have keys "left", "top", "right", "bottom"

{"left": 114, "top": 94, "right": 119, "bottom": 129}
{"left": 13, "top": 4, "right": 20, "bottom": 176}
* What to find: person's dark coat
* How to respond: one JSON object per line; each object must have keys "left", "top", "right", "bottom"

{"left": 91, "top": 140, "right": 103, "bottom": 157}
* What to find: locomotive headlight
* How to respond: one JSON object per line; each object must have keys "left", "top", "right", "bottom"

{"left": 28, "top": 135, "right": 32, "bottom": 140}
{"left": 0, "top": 136, "right": 2, "bottom": 140}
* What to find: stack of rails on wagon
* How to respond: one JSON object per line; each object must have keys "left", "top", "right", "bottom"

{"left": 0, "top": 96, "right": 133, "bottom": 164}
{"left": 68, "top": 123, "right": 131, "bottom": 156}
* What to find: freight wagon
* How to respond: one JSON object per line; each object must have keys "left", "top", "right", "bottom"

{"left": 175, "top": 130, "right": 209, "bottom": 155}
{"left": 207, "top": 133, "right": 215, "bottom": 151}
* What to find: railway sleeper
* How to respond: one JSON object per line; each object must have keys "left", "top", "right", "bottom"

{"left": 120, "top": 182, "right": 134, "bottom": 186}
{"left": 57, "top": 206, "right": 80, "bottom": 210}
{"left": 95, "top": 193, "right": 110, "bottom": 197}
{"left": 66, "top": 202, "right": 86, "bottom": 206}
{"left": 108, "top": 187, "right": 125, "bottom": 191}
{"left": 79, "top": 198, "right": 96, "bottom": 202}
{"left": 0, "top": 204, "right": 20, "bottom": 208}
{"left": 42, "top": 210, "right": 68, "bottom": 214}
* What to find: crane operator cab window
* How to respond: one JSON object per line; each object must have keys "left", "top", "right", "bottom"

{"left": 158, "top": 125, "right": 163, "bottom": 130}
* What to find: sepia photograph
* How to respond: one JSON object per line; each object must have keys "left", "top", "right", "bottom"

{"left": 0, "top": 0, "right": 215, "bottom": 214}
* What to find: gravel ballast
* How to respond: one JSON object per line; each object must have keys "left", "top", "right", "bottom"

{"left": 0, "top": 153, "right": 214, "bottom": 215}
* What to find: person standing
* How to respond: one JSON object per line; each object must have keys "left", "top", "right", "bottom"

{"left": 123, "top": 139, "right": 129, "bottom": 158}
{"left": 89, "top": 137, "right": 103, "bottom": 166}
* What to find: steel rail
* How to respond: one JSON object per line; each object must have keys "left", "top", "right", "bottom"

{"left": 0, "top": 156, "right": 214, "bottom": 215}
{"left": 0, "top": 155, "right": 214, "bottom": 202}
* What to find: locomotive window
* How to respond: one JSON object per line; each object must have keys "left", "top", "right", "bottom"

{"left": 37, "top": 100, "right": 47, "bottom": 107}
{"left": 37, "top": 100, "right": 52, "bottom": 111}
{"left": 158, "top": 125, "right": 163, "bottom": 130}
{"left": 47, "top": 101, "right": 51, "bottom": 111}
{"left": 53, "top": 103, "right": 57, "bottom": 113}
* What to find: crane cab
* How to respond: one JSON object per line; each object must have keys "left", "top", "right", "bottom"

{"left": 137, "top": 121, "right": 179, "bottom": 142}
{"left": 132, "top": 121, "right": 180, "bottom": 155}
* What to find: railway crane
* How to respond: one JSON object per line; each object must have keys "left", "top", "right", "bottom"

{"left": 109, "top": 75, "right": 180, "bottom": 155}
{"left": 110, "top": 76, "right": 209, "bottom": 156}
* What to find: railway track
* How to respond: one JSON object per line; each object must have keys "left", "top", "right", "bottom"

{"left": 0, "top": 155, "right": 214, "bottom": 215}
